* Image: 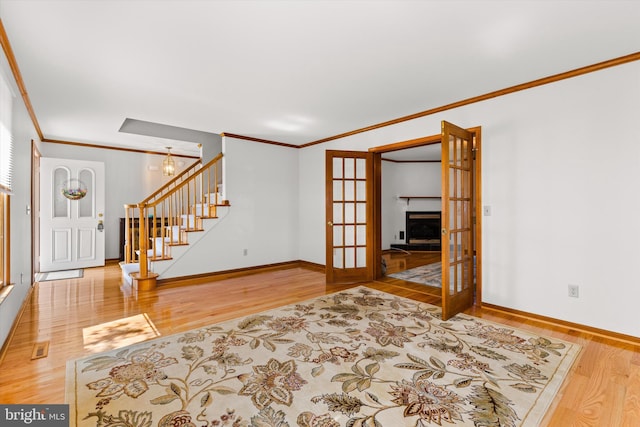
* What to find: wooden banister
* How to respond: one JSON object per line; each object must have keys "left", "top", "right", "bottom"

{"left": 123, "top": 153, "right": 226, "bottom": 290}
{"left": 141, "top": 158, "right": 202, "bottom": 204}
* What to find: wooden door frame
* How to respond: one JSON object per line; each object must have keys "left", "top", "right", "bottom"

{"left": 31, "top": 140, "right": 40, "bottom": 277}
{"left": 369, "top": 127, "right": 483, "bottom": 307}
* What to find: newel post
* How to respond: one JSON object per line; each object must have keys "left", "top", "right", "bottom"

{"left": 131, "top": 203, "right": 158, "bottom": 291}
{"left": 138, "top": 204, "right": 149, "bottom": 276}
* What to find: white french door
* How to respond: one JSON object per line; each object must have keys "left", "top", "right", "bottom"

{"left": 39, "top": 158, "right": 105, "bottom": 272}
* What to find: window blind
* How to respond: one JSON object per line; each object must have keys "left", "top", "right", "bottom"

{"left": 0, "top": 70, "right": 13, "bottom": 194}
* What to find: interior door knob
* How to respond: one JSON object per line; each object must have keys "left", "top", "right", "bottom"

{"left": 328, "top": 221, "right": 333, "bottom": 226}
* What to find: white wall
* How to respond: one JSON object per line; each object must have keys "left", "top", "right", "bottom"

{"left": 298, "top": 61, "right": 640, "bottom": 337}
{"left": 39, "top": 144, "right": 192, "bottom": 260}
{"left": 381, "top": 160, "right": 441, "bottom": 248}
{"left": 0, "top": 58, "right": 39, "bottom": 348}
{"left": 2, "top": 50, "right": 638, "bottom": 350}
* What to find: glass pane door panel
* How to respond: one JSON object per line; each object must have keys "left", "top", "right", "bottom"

{"left": 344, "top": 248, "right": 355, "bottom": 268}
{"left": 78, "top": 169, "right": 94, "bottom": 218}
{"left": 345, "top": 225, "right": 355, "bottom": 246}
{"left": 356, "top": 203, "right": 366, "bottom": 223}
{"left": 333, "top": 203, "right": 343, "bottom": 223}
{"left": 449, "top": 233, "right": 457, "bottom": 262}
{"left": 449, "top": 265, "right": 456, "bottom": 294}
{"left": 333, "top": 248, "right": 344, "bottom": 268}
{"left": 344, "top": 203, "right": 355, "bottom": 223}
{"left": 356, "top": 247, "right": 366, "bottom": 267}
{"left": 356, "top": 180, "right": 366, "bottom": 201}
{"left": 450, "top": 206, "right": 456, "bottom": 232}
{"left": 355, "top": 158, "right": 366, "bottom": 179}
{"left": 333, "top": 158, "right": 343, "bottom": 178}
{"left": 356, "top": 225, "right": 366, "bottom": 245}
{"left": 449, "top": 137, "right": 456, "bottom": 165}
{"left": 449, "top": 169, "right": 456, "bottom": 197}
{"left": 53, "top": 168, "right": 69, "bottom": 218}
{"left": 344, "top": 159, "right": 355, "bottom": 179}
{"left": 333, "top": 226, "right": 343, "bottom": 246}
{"left": 333, "top": 181, "right": 343, "bottom": 201}
{"left": 462, "top": 138, "right": 469, "bottom": 165}
{"left": 344, "top": 181, "right": 355, "bottom": 200}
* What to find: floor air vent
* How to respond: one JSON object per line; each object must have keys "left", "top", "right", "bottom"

{"left": 31, "top": 341, "right": 49, "bottom": 360}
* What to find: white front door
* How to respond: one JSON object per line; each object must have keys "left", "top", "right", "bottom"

{"left": 40, "top": 158, "right": 105, "bottom": 272}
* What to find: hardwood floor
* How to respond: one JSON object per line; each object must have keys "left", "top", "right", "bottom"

{"left": 0, "top": 259, "right": 638, "bottom": 426}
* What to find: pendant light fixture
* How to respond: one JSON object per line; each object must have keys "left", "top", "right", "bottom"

{"left": 162, "top": 146, "right": 176, "bottom": 176}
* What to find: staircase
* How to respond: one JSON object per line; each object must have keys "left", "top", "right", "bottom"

{"left": 120, "top": 153, "right": 228, "bottom": 290}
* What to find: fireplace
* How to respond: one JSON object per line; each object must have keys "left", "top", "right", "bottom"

{"left": 406, "top": 211, "right": 441, "bottom": 250}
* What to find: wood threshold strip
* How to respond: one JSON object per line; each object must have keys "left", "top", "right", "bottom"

{"left": 481, "top": 302, "right": 640, "bottom": 347}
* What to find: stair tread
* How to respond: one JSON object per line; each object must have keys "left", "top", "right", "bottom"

{"left": 120, "top": 263, "right": 140, "bottom": 275}
{"left": 148, "top": 256, "right": 173, "bottom": 261}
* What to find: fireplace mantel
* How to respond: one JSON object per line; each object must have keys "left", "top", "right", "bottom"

{"left": 397, "top": 196, "right": 441, "bottom": 205}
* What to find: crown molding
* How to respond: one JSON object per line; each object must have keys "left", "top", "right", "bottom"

{"left": 221, "top": 133, "right": 299, "bottom": 149}
{"left": 42, "top": 138, "right": 199, "bottom": 159}
{"left": 0, "top": 19, "right": 44, "bottom": 141}
{"left": 300, "top": 51, "right": 640, "bottom": 148}
{"left": 2, "top": 16, "right": 638, "bottom": 153}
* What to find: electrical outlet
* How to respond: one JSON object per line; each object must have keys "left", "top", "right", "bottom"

{"left": 568, "top": 284, "right": 579, "bottom": 298}
{"left": 243, "top": 249, "right": 248, "bottom": 256}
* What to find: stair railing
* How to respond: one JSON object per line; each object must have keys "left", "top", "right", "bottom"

{"left": 123, "top": 153, "right": 225, "bottom": 283}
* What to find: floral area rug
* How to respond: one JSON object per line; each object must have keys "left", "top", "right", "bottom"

{"left": 388, "top": 262, "right": 442, "bottom": 287}
{"left": 66, "top": 286, "right": 580, "bottom": 427}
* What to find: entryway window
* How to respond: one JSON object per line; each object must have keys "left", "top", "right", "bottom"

{"left": 0, "top": 193, "right": 5, "bottom": 288}
{"left": 0, "top": 68, "right": 14, "bottom": 289}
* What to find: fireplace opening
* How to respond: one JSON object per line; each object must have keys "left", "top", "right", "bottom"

{"left": 406, "top": 211, "right": 441, "bottom": 249}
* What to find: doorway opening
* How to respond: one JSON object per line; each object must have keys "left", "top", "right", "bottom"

{"left": 370, "top": 126, "right": 482, "bottom": 318}
{"left": 324, "top": 122, "right": 481, "bottom": 320}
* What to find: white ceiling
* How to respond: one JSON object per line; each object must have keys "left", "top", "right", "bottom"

{"left": 1, "top": 0, "right": 639, "bottom": 157}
